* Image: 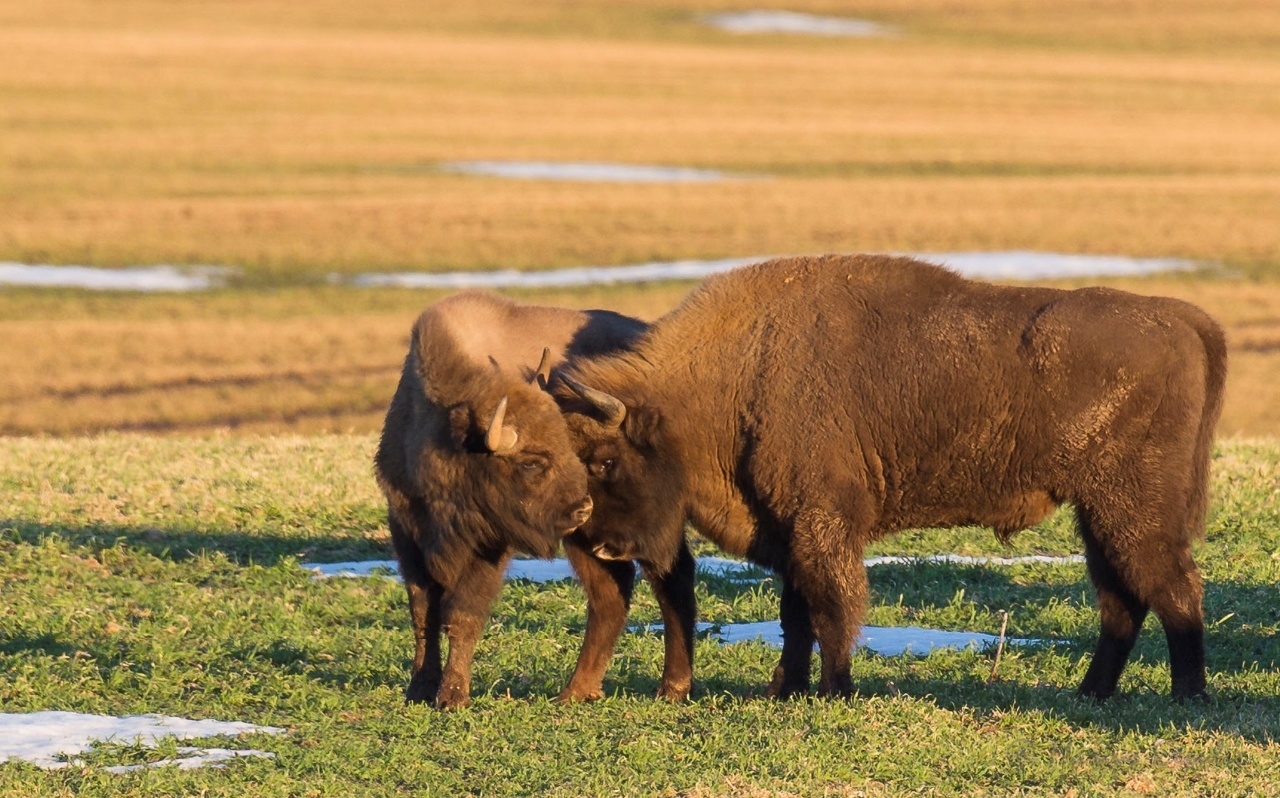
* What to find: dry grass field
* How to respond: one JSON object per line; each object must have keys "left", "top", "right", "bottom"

{"left": 1, "top": 0, "right": 1278, "bottom": 437}
{"left": 1, "top": 276, "right": 1279, "bottom": 437}
{"left": 2, "top": 0, "right": 1278, "bottom": 277}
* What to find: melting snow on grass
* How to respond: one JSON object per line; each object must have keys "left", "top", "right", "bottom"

{"left": 0, "top": 263, "right": 233, "bottom": 291}
{"left": 350, "top": 251, "right": 1202, "bottom": 290}
{"left": 4, "top": 252, "right": 1203, "bottom": 292}
{"left": 0, "top": 711, "right": 283, "bottom": 771}
{"left": 699, "top": 620, "right": 1041, "bottom": 656}
{"left": 438, "top": 161, "right": 737, "bottom": 183}
{"left": 306, "top": 553, "right": 1073, "bottom": 655}
{"left": 705, "top": 11, "right": 894, "bottom": 37}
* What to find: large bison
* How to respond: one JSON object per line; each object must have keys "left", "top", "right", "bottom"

{"left": 555, "top": 254, "right": 1226, "bottom": 700}
{"left": 374, "top": 291, "right": 696, "bottom": 709}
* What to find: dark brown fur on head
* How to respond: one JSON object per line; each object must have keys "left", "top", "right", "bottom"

{"left": 554, "top": 377, "right": 687, "bottom": 573}
{"left": 376, "top": 306, "right": 593, "bottom": 583}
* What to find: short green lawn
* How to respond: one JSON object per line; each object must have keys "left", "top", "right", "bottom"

{"left": 1, "top": 435, "right": 1277, "bottom": 796}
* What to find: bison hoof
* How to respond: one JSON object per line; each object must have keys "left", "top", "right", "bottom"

{"left": 656, "top": 681, "right": 692, "bottom": 702}
{"left": 404, "top": 674, "right": 439, "bottom": 705}
{"left": 555, "top": 686, "right": 604, "bottom": 703}
{"left": 434, "top": 680, "right": 471, "bottom": 710}
{"left": 1171, "top": 685, "right": 1209, "bottom": 703}
{"left": 1077, "top": 685, "right": 1116, "bottom": 703}
{"left": 765, "top": 666, "right": 810, "bottom": 700}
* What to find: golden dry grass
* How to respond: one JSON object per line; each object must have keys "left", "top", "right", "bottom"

{"left": 1, "top": 0, "right": 1278, "bottom": 438}
{"left": 1, "top": 277, "right": 1277, "bottom": 438}
{"left": 1, "top": 0, "right": 1278, "bottom": 276}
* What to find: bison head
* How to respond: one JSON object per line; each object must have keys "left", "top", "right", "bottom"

{"left": 422, "top": 380, "right": 593, "bottom": 560}
{"left": 553, "top": 373, "right": 687, "bottom": 573}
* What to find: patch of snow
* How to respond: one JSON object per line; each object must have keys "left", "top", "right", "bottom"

{"left": 306, "top": 560, "right": 400, "bottom": 579}
{"left": 697, "top": 620, "right": 1044, "bottom": 656}
{"left": 304, "top": 553, "right": 1081, "bottom": 583}
{"left": 705, "top": 10, "right": 894, "bottom": 37}
{"left": 0, "top": 711, "right": 283, "bottom": 771}
{"left": 304, "top": 556, "right": 760, "bottom": 583}
{"left": 439, "top": 161, "right": 737, "bottom": 183}
{"left": 916, "top": 251, "right": 1199, "bottom": 280}
{"left": 865, "top": 554, "right": 1085, "bottom": 568}
{"left": 349, "top": 251, "right": 1203, "bottom": 290}
{"left": 103, "top": 747, "right": 276, "bottom": 774}
{"left": 0, "top": 263, "right": 233, "bottom": 291}
{"left": 350, "top": 257, "right": 764, "bottom": 290}
{"left": 506, "top": 559, "right": 577, "bottom": 582}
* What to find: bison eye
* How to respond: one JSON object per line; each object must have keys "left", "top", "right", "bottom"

{"left": 517, "top": 456, "right": 548, "bottom": 475}
{"left": 588, "top": 458, "right": 615, "bottom": 479}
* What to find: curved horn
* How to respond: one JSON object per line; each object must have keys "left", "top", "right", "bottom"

{"left": 532, "top": 347, "right": 552, "bottom": 389}
{"left": 484, "top": 396, "right": 519, "bottom": 452}
{"left": 560, "top": 374, "right": 626, "bottom": 429}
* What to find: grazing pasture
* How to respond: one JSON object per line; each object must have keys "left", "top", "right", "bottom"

{"left": 2, "top": 0, "right": 1279, "bottom": 793}
{"left": 1, "top": 435, "right": 1278, "bottom": 795}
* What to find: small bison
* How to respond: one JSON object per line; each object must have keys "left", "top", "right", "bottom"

{"left": 556, "top": 254, "right": 1226, "bottom": 700}
{"left": 374, "top": 291, "right": 696, "bottom": 709}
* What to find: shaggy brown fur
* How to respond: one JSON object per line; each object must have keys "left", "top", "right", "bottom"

{"left": 374, "top": 291, "right": 695, "bottom": 709}
{"left": 556, "top": 254, "right": 1227, "bottom": 700}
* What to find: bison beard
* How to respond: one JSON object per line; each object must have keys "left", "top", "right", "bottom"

{"left": 374, "top": 291, "right": 697, "bottom": 709}
{"left": 556, "top": 254, "right": 1227, "bottom": 701}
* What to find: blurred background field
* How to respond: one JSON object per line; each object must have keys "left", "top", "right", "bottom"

{"left": 1, "top": 0, "right": 1278, "bottom": 436}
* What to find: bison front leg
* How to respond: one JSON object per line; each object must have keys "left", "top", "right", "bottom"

{"left": 390, "top": 514, "right": 444, "bottom": 704}
{"left": 558, "top": 531, "right": 637, "bottom": 702}
{"left": 642, "top": 538, "right": 697, "bottom": 702}
{"left": 436, "top": 551, "right": 511, "bottom": 710}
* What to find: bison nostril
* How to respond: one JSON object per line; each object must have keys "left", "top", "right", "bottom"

{"left": 562, "top": 497, "right": 593, "bottom": 534}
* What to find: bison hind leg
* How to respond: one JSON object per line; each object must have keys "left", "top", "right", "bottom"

{"left": 766, "top": 579, "right": 815, "bottom": 699}
{"left": 787, "top": 508, "right": 870, "bottom": 699}
{"left": 1075, "top": 504, "right": 1206, "bottom": 701}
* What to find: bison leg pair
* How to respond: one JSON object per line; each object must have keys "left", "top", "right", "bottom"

{"left": 559, "top": 534, "right": 697, "bottom": 702}
{"left": 1076, "top": 504, "right": 1206, "bottom": 701}
{"left": 394, "top": 517, "right": 510, "bottom": 709}
{"left": 766, "top": 508, "right": 869, "bottom": 699}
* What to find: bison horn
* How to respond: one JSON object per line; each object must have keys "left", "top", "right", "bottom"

{"left": 532, "top": 347, "right": 552, "bottom": 389}
{"left": 485, "top": 396, "right": 519, "bottom": 452}
{"left": 560, "top": 374, "right": 626, "bottom": 429}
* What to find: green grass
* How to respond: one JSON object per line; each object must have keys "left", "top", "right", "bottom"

{"left": 1, "top": 435, "right": 1278, "bottom": 795}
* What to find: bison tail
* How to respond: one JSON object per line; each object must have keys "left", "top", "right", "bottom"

{"left": 1176, "top": 302, "right": 1229, "bottom": 541}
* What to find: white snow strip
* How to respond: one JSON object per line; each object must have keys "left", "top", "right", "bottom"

{"left": 0, "top": 711, "right": 284, "bottom": 771}
{"left": 306, "top": 560, "right": 401, "bottom": 579}
{"left": 695, "top": 620, "right": 1043, "bottom": 656}
{"left": 103, "top": 747, "right": 275, "bottom": 774}
{"left": 864, "top": 554, "right": 1085, "bottom": 568}
{"left": 3, "top": 252, "right": 1202, "bottom": 292}
{"left": 705, "top": 11, "right": 894, "bottom": 37}
{"left": 349, "top": 251, "right": 1202, "bottom": 290}
{"left": 506, "top": 558, "right": 578, "bottom": 582}
{"left": 439, "top": 161, "right": 738, "bottom": 183}
{"left": 304, "top": 553, "right": 1080, "bottom": 583}
{"left": 0, "top": 263, "right": 233, "bottom": 291}
{"left": 915, "top": 251, "right": 1199, "bottom": 280}
{"left": 349, "top": 257, "right": 765, "bottom": 289}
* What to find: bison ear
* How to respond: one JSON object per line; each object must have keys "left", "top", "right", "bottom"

{"left": 532, "top": 347, "right": 552, "bottom": 389}
{"left": 621, "top": 404, "right": 662, "bottom": 450}
{"left": 484, "top": 396, "right": 520, "bottom": 453}
{"left": 558, "top": 374, "right": 626, "bottom": 429}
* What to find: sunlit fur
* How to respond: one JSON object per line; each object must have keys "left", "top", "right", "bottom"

{"left": 557, "top": 254, "right": 1227, "bottom": 701}
{"left": 374, "top": 291, "right": 692, "bottom": 708}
